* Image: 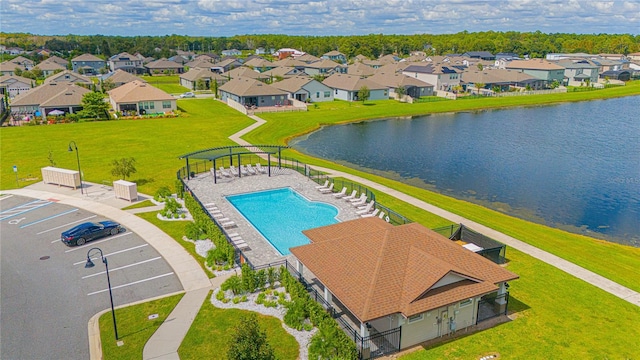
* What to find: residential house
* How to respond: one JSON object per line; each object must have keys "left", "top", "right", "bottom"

{"left": 108, "top": 80, "right": 176, "bottom": 115}
{"left": 0, "top": 56, "right": 35, "bottom": 75}
{"left": 599, "top": 69, "right": 632, "bottom": 81}
{"left": 271, "top": 76, "right": 334, "bottom": 102}
{"left": 347, "top": 62, "right": 377, "bottom": 77}
{"left": 37, "top": 59, "right": 67, "bottom": 77}
{"left": 274, "top": 48, "right": 305, "bottom": 60}
{"left": 243, "top": 57, "right": 276, "bottom": 72}
{"left": 461, "top": 68, "right": 542, "bottom": 92}
{"left": 218, "top": 77, "right": 289, "bottom": 107}
{"left": 361, "top": 59, "right": 384, "bottom": 69}
{"left": 321, "top": 51, "right": 347, "bottom": 64}
{"left": 46, "top": 55, "right": 69, "bottom": 68}
{"left": 598, "top": 54, "right": 626, "bottom": 61}
{"left": 262, "top": 66, "right": 308, "bottom": 80}
{"left": 108, "top": 52, "right": 146, "bottom": 74}
{"left": 627, "top": 52, "right": 640, "bottom": 62}
{"left": 99, "top": 69, "right": 145, "bottom": 88}
{"left": 2, "top": 47, "right": 25, "bottom": 55}
{"left": 554, "top": 59, "right": 600, "bottom": 86}
{"left": 545, "top": 53, "right": 593, "bottom": 61}
{"left": 375, "top": 62, "right": 413, "bottom": 75}
{"left": 43, "top": 70, "right": 93, "bottom": 87}
{"left": 304, "top": 59, "right": 347, "bottom": 77}
{"left": 179, "top": 68, "right": 229, "bottom": 90}
{"left": 590, "top": 58, "right": 626, "bottom": 73}
{"left": 185, "top": 58, "right": 215, "bottom": 70}
{"left": 144, "top": 58, "right": 185, "bottom": 75}
{"left": 378, "top": 54, "right": 401, "bottom": 64}
{"left": 495, "top": 52, "right": 520, "bottom": 60}
{"left": 290, "top": 218, "right": 518, "bottom": 355}
{"left": 210, "top": 58, "right": 243, "bottom": 74}
{"left": 367, "top": 72, "right": 434, "bottom": 98}
{"left": 221, "top": 49, "right": 242, "bottom": 57}
{"left": 0, "top": 74, "right": 33, "bottom": 98}
{"left": 353, "top": 54, "right": 369, "bottom": 62}
{"left": 462, "top": 51, "right": 495, "bottom": 60}
{"left": 226, "top": 66, "right": 269, "bottom": 82}
{"left": 272, "top": 58, "right": 308, "bottom": 72}
{"left": 402, "top": 64, "right": 461, "bottom": 91}
{"left": 505, "top": 59, "right": 565, "bottom": 87}
{"left": 169, "top": 55, "right": 191, "bottom": 66}
{"left": 255, "top": 47, "right": 267, "bottom": 55}
{"left": 296, "top": 53, "right": 321, "bottom": 64}
{"left": 71, "top": 53, "right": 106, "bottom": 75}
{"left": 10, "top": 82, "right": 90, "bottom": 119}
{"left": 322, "top": 73, "right": 389, "bottom": 101}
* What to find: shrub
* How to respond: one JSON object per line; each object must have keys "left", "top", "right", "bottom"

{"left": 216, "top": 290, "right": 225, "bottom": 301}
{"left": 175, "top": 179, "right": 184, "bottom": 199}
{"left": 154, "top": 186, "right": 172, "bottom": 201}
{"left": 255, "top": 269, "right": 267, "bottom": 290}
{"left": 283, "top": 299, "right": 308, "bottom": 330}
{"left": 267, "top": 267, "right": 279, "bottom": 289}
{"left": 232, "top": 297, "right": 240, "bottom": 304}
{"left": 221, "top": 274, "right": 243, "bottom": 295}
{"left": 241, "top": 264, "right": 257, "bottom": 293}
{"left": 256, "top": 292, "right": 266, "bottom": 305}
{"left": 185, "top": 222, "right": 202, "bottom": 240}
{"left": 240, "top": 295, "right": 248, "bottom": 302}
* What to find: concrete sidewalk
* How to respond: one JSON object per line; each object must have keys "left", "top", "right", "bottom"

{"left": 230, "top": 114, "right": 640, "bottom": 307}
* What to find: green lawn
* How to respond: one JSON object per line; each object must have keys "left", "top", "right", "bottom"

{"left": 0, "top": 99, "right": 253, "bottom": 195}
{"left": 121, "top": 199, "right": 156, "bottom": 210}
{"left": 140, "top": 75, "right": 189, "bottom": 94}
{"left": 136, "top": 211, "right": 214, "bottom": 278}
{"left": 178, "top": 293, "right": 299, "bottom": 360}
{"left": 99, "top": 293, "right": 184, "bottom": 360}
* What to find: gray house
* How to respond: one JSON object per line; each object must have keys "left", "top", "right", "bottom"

{"left": 71, "top": 54, "right": 106, "bottom": 75}
{"left": 555, "top": 59, "right": 600, "bottom": 85}
{"left": 108, "top": 52, "right": 146, "bottom": 74}
{"left": 367, "top": 72, "right": 434, "bottom": 98}
{"left": 322, "top": 74, "right": 388, "bottom": 102}
{"left": 271, "top": 76, "right": 334, "bottom": 102}
{"left": 219, "top": 78, "right": 289, "bottom": 108}
{"left": 505, "top": 59, "right": 565, "bottom": 86}
{"left": 322, "top": 51, "right": 347, "bottom": 64}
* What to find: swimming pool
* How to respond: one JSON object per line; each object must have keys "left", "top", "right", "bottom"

{"left": 226, "top": 187, "right": 339, "bottom": 255}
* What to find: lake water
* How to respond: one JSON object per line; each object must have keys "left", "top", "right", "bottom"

{"left": 291, "top": 96, "right": 640, "bottom": 246}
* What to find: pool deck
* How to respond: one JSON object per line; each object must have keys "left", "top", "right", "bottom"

{"left": 185, "top": 168, "right": 362, "bottom": 266}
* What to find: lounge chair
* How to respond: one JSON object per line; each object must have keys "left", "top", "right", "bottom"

{"left": 361, "top": 208, "right": 380, "bottom": 218}
{"left": 255, "top": 163, "right": 268, "bottom": 174}
{"left": 356, "top": 201, "right": 375, "bottom": 214}
{"left": 319, "top": 183, "right": 334, "bottom": 194}
{"left": 315, "top": 180, "right": 329, "bottom": 189}
{"left": 204, "top": 202, "right": 216, "bottom": 207}
{"left": 333, "top": 187, "right": 348, "bottom": 198}
{"left": 212, "top": 213, "right": 225, "bottom": 218}
{"left": 246, "top": 164, "right": 257, "bottom": 175}
{"left": 221, "top": 221, "right": 236, "bottom": 228}
{"left": 229, "top": 165, "right": 239, "bottom": 177}
{"left": 350, "top": 194, "right": 367, "bottom": 206}
{"left": 219, "top": 167, "right": 232, "bottom": 178}
{"left": 240, "top": 165, "right": 249, "bottom": 176}
{"left": 342, "top": 190, "right": 357, "bottom": 201}
{"left": 378, "top": 211, "right": 386, "bottom": 219}
{"left": 227, "top": 232, "right": 240, "bottom": 238}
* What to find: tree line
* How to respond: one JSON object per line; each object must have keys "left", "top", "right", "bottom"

{"left": 2, "top": 31, "right": 638, "bottom": 60}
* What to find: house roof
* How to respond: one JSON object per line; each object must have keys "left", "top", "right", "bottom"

{"left": 461, "top": 69, "right": 538, "bottom": 85}
{"left": 305, "top": 59, "right": 344, "bottom": 69}
{"left": 323, "top": 50, "right": 345, "bottom": 57}
{"left": 46, "top": 56, "right": 69, "bottom": 66}
{"left": 272, "top": 58, "right": 308, "bottom": 68}
{"left": 185, "top": 59, "right": 215, "bottom": 69}
{"left": 0, "top": 61, "right": 26, "bottom": 72}
{"left": 10, "top": 56, "right": 34, "bottom": 65}
{"left": 347, "top": 62, "right": 377, "bottom": 77}
{"left": 368, "top": 72, "right": 434, "bottom": 88}
{"left": 226, "top": 66, "right": 268, "bottom": 80}
{"left": 108, "top": 80, "right": 174, "bottom": 103}
{"left": 102, "top": 69, "right": 144, "bottom": 85}
{"left": 262, "top": 66, "right": 308, "bottom": 78}
{"left": 11, "top": 83, "right": 90, "bottom": 107}
{"left": 36, "top": 60, "right": 67, "bottom": 71}
{"left": 271, "top": 76, "right": 326, "bottom": 93}
{"left": 403, "top": 63, "right": 459, "bottom": 75}
{"left": 297, "top": 54, "right": 322, "bottom": 63}
{"left": 243, "top": 57, "right": 275, "bottom": 69}
{"left": 555, "top": 59, "right": 599, "bottom": 69}
{"left": 322, "top": 73, "right": 388, "bottom": 91}
{"left": 0, "top": 74, "right": 32, "bottom": 86}
{"left": 376, "top": 62, "right": 416, "bottom": 74}
{"left": 506, "top": 59, "right": 565, "bottom": 71}
{"left": 72, "top": 53, "right": 104, "bottom": 62}
{"left": 44, "top": 70, "right": 92, "bottom": 85}
{"left": 145, "top": 58, "right": 184, "bottom": 69}
{"left": 219, "top": 77, "right": 288, "bottom": 97}
{"left": 180, "top": 68, "right": 228, "bottom": 82}
{"left": 291, "top": 218, "right": 519, "bottom": 322}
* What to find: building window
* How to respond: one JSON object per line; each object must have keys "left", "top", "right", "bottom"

{"left": 335, "top": 89, "right": 338, "bottom": 94}
{"left": 162, "top": 101, "right": 171, "bottom": 109}
{"left": 408, "top": 314, "right": 424, "bottom": 323}
{"left": 460, "top": 299, "right": 473, "bottom": 308}
{"left": 316, "top": 92, "right": 320, "bottom": 98}
{"left": 139, "top": 101, "right": 155, "bottom": 110}
{"left": 324, "top": 91, "right": 330, "bottom": 98}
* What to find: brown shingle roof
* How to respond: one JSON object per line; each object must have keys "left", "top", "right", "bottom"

{"left": 291, "top": 218, "right": 518, "bottom": 322}
{"left": 44, "top": 70, "right": 92, "bottom": 85}
{"left": 36, "top": 60, "right": 67, "bottom": 71}
{"left": 368, "top": 72, "right": 434, "bottom": 88}
{"left": 219, "top": 77, "right": 288, "bottom": 97}
{"left": 180, "top": 68, "right": 228, "bottom": 82}
{"left": 72, "top": 53, "right": 104, "bottom": 62}
{"left": 11, "top": 83, "right": 90, "bottom": 107}
{"left": 506, "top": 59, "right": 565, "bottom": 71}
{"left": 104, "top": 69, "right": 145, "bottom": 85}
{"left": 145, "top": 58, "right": 184, "bottom": 69}
{"left": 322, "top": 73, "right": 387, "bottom": 91}
{"left": 226, "top": 66, "right": 268, "bottom": 80}
{"left": 108, "top": 80, "right": 173, "bottom": 103}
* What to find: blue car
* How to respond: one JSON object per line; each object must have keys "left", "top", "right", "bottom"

{"left": 61, "top": 221, "right": 125, "bottom": 246}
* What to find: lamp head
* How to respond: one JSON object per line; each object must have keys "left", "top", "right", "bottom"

{"left": 84, "top": 257, "right": 95, "bottom": 268}
{"left": 68, "top": 145, "right": 73, "bottom": 152}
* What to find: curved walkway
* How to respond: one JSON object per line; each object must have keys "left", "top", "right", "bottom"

{"left": 232, "top": 115, "right": 640, "bottom": 307}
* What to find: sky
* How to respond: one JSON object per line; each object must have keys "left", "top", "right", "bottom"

{"left": 2, "top": 0, "right": 639, "bottom": 37}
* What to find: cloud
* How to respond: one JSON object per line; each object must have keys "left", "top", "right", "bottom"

{"left": 2, "top": 0, "right": 638, "bottom": 36}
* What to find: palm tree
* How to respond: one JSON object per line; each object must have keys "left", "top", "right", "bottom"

{"left": 475, "top": 82, "right": 485, "bottom": 95}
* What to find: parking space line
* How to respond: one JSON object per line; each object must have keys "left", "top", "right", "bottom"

{"left": 0, "top": 200, "right": 52, "bottom": 221}
{"left": 20, "top": 208, "right": 79, "bottom": 228}
{"left": 72, "top": 244, "right": 149, "bottom": 265}
{"left": 87, "top": 272, "right": 175, "bottom": 296}
{"left": 64, "top": 232, "right": 132, "bottom": 253}
{"left": 0, "top": 194, "right": 14, "bottom": 201}
{"left": 82, "top": 257, "right": 161, "bottom": 279}
{"left": 44, "top": 215, "right": 98, "bottom": 236}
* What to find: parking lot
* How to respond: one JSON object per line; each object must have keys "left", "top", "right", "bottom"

{"left": 0, "top": 194, "right": 183, "bottom": 360}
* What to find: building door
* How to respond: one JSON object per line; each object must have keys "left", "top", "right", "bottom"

{"left": 440, "top": 310, "right": 449, "bottom": 336}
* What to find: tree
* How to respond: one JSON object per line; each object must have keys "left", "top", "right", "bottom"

{"left": 357, "top": 85, "right": 370, "bottom": 103}
{"left": 477, "top": 63, "right": 484, "bottom": 71}
{"left": 14, "top": 67, "right": 23, "bottom": 76}
{"left": 227, "top": 313, "right": 275, "bottom": 360}
{"left": 101, "top": 78, "right": 116, "bottom": 92}
{"left": 79, "top": 91, "right": 110, "bottom": 118}
{"left": 196, "top": 78, "right": 206, "bottom": 90}
{"left": 395, "top": 85, "right": 406, "bottom": 101}
{"left": 475, "top": 82, "right": 485, "bottom": 94}
{"left": 309, "top": 320, "right": 359, "bottom": 360}
{"left": 31, "top": 66, "right": 43, "bottom": 79}
{"left": 111, "top": 157, "right": 137, "bottom": 180}
{"left": 213, "top": 78, "right": 219, "bottom": 98}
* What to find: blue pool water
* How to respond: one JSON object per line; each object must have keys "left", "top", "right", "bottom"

{"left": 226, "top": 188, "right": 339, "bottom": 255}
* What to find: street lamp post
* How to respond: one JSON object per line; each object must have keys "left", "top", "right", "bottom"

{"left": 68, "top": 141, "right": 83, "bottom": 194}
{"left": 85, "top": 247, "right": 118, "bottom": 340}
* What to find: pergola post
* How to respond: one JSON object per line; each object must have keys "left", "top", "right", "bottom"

{"left": 278, "top": 146, "right": 282, "bottom": 168}
{"left": 268, "top": 154, "right": 271, "bottom": 177}
{"left": 213, "top": 159, "right": 217, "bottom": 184}
{"left": 237, "top": 154, "right": 241, "bottom": 177}
{"left": 186, "top": 158, "right": 190, "bottom": 180}
{"left": 229, "top": 147, "right": 233, "bottom": 166}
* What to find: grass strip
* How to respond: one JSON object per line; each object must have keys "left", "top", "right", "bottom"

{"left": 99, "top": 293, "right": 184, "bottom": 360}
{"left": 121, "top": 199, "right": 156, "bottom": 210}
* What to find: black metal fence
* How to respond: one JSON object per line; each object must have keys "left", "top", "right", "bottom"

{"left": 432, "top": 224, "right": 507, "bottom": 264}
{"left": 476, "top": 292, "right": 509, "bottom": 324}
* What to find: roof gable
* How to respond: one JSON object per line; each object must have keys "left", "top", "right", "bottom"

{"left": 108, "top": 80, "right": 173, "bottom": 102}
